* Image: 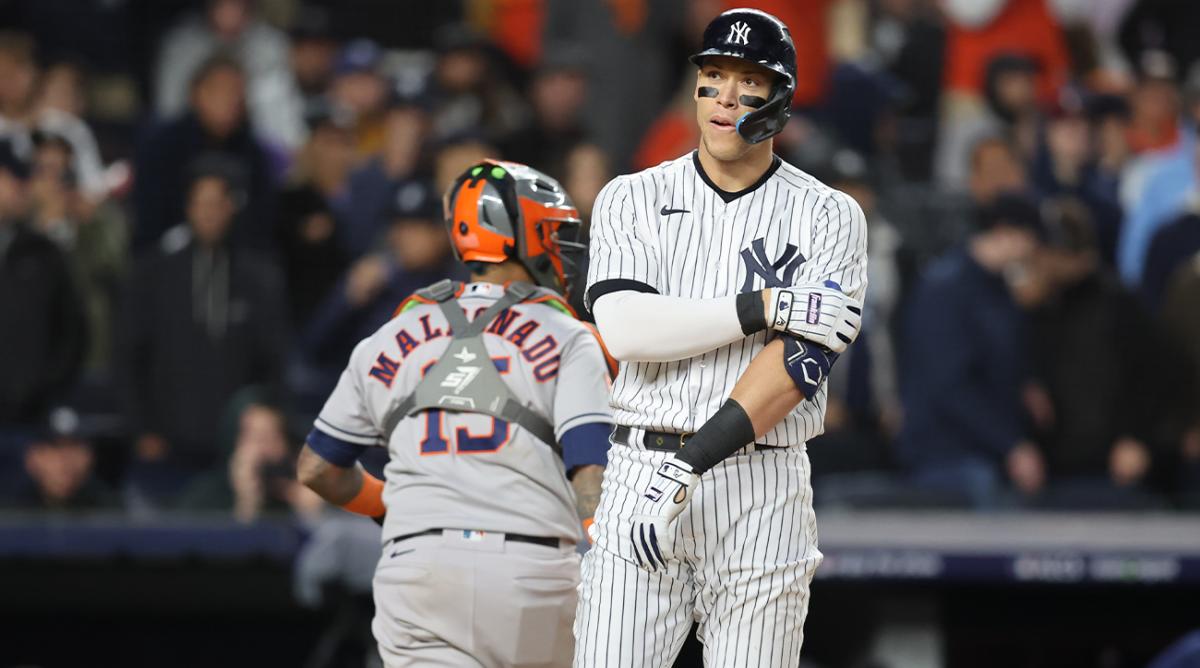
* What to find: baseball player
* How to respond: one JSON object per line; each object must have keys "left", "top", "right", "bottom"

{"left": 574, "top": 8, "right": 867, "bottom": 667}
{"left": 297, "top": 160, "right": 614, "bottom": 668}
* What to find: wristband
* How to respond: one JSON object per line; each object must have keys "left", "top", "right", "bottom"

{"left": 341, "top": 472, "right": 386, "bottom": 518}
{"left": 736, "top": 291, "right": 767, "bottom": 335}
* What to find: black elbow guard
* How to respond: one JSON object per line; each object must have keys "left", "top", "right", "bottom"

{"left": 781, "top": 334, "right": 838, "bottom": 399}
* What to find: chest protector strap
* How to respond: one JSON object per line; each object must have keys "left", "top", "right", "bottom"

{"left": 383, "top": 280, "right": 560, "bottom": 456}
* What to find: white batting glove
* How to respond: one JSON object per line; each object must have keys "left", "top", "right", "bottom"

{"left": 767, "top": 281, "right": 862, "bottom": 354}
{"left": 629, "top": 457, "right": 699, "bottom": 572}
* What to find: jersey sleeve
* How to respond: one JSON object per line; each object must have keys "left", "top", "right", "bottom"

{"left": 553, "top": 327, "right": 614, "bottom": 467}
{"left": 584, "top": 176, "right": 662, "bottom": 311}
{"left": 796, "top": 189, "right": 869, "bottom": 303}
{"left": 312, "top": 338, "right": 386, "bottom": 448}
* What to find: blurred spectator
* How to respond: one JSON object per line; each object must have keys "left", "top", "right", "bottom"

{"left": 31, "top": 60, "right": 109, "bottom": 203}
{"left": 28, "top": 130, "right": 128, "bottom": 374}
{"left": 328, "top": 39, "right": 391, "bottom": 160}
{"left": 501, "top": 48, "right": 589, "bottom": 179}
{"left": 0, "top": 31, "right": 37, "bottom": 151}
{"left": 563, "top": 143, "right": 611, "bottom": 222}
{"left": 294, "top": 180, "right": 464, "bottom": 402}
{"left": 429, "top": 24, "right": 528, "bottom": 143}
{"left": 1126, "top": 51, "right": 1182, "bottom": 154}
{"left": 1026, "top": 198, "right": 1166, "bottom": 509}
{"left": 341, "top": 97, "right": 431, "bottom": 257}
{"left": 287, "top": 6, "right": 339, "bottom": 123}
{"left": 118, "top": 167, "right": 287, "bottom": 506}
{"left": 941, "top": 0, "right": 1069, "bottom": 103}
{"left": 968, "top": 134, "right": 1029, "bottom": 206}
{"left": 179, "top": 387, "right": 322, "bottom": 522}
{"left": 1160, "top": 255, "right": 1200, "bottom": 505}
{"left": 154, "top": 0, "right": 305, "bottom": 150}
{"left": 2, "top": 406, "right": 117, "bottom": 512}
{"left": 1031, "top": 87, "right": 1123, "bottom": 265}
{"left": 1088, "top": 93, "right": 1133, "bottom": 228}
{"left": 543, "top": 0, "right": 685, "bottom": 170}
{"left": 1142, "top": 154, "right": 1200, "bottom": 312}
{"left": 1118, "top": 0, "right": 1200, "bottom": 84}
{"left": 822, "top": 62, "right": 908, "bottom": 160}
{"left": 1117, "top": 71, "right": 1199, "bottom": 286}
{"left": 134, "top": 54, "right": 275, "bottom": 250}
{"left": 896, "top": 194, "right": 1045, "bottom": 507}
{"left": 276, "top": 107, "right": 355, "bottom": 327}
{"left": 862, "top": 0, "right": 947, "bottom": 180}
{"left": 937, "top": 52, "right": 1043, "bottom": 191}
{"left": 0, "top": 138, "right": 87, "bottom": 429}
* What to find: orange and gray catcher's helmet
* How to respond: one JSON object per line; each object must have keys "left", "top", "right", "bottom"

{"left": 444, "top": 159, "right": 584, "bottom": 295}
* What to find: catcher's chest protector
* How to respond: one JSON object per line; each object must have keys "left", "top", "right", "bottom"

{"left": 383, "top": 280, "right": 560, "bottom": 455}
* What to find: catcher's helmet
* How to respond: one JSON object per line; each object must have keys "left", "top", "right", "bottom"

{"left": 444, "top": 159, "right": 584, "bottom": 294}
{"left": 690, "top": 8, "right": 797, "bottom": 144}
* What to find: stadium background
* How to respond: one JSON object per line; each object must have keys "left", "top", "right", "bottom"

{"left": 0, "top": 0, "right": 1198, "bottom": 666}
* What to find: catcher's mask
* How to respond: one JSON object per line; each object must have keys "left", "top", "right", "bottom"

{"left": 444, "top": 159, "right": 584, "bottom": 295}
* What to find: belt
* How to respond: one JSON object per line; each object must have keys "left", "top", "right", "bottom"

{"left": 388, "top": 528, "right": 561, "bottom": 549}
{"left": 612, "top": 426, "right": 786, "bottom": 452}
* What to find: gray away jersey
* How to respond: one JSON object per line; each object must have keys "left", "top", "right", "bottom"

{"left": 586, "top": 151, "right": 868, "bottom": 446}
{"left": 314, "top": 282, "right": 613, "bottom": 543}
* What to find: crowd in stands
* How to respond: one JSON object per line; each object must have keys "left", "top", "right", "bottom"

{"left": 0, "top": 0, "right": 1198, "bottom": 520}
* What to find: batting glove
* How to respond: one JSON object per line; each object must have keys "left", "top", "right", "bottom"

{"left": 767, "top": 281, "right": 862, "bottom": 354}
{"left": 630, "top": 457, "right": 699, "bottom": 572}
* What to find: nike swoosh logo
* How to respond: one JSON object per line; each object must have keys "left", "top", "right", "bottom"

{"left": 390, "top": 549, "right": 414, "bottom": 558}
{"left": 659, "top": 206, "right": 690, "bottom": 216}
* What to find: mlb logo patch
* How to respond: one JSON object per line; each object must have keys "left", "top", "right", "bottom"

{"left": 461, "top": 530, "right": 487, "bottom": 541}
{"left": 806, "top": 294, "right": 822, "bottom": 324}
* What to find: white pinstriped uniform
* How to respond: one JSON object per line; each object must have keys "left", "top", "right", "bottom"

{"left": 574, "top": 151, "right": 868, "bottom": 667}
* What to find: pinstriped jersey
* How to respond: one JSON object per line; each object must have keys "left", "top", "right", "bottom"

{"left": 313, "top": 282, "right": 613, "bottom": 543}
{"left": 585, "top": 151, "right": 868, "bottom": 446}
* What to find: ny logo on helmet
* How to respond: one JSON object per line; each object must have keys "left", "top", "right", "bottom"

{"left": 727, "top": 21, "right": 751, "bottom": 45}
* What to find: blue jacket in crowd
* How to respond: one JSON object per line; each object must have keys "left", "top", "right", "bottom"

{"left": 896, "top": 247, "right": 1031, "bottom": 469}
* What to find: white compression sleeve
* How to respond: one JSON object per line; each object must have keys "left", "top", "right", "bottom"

{"left": 591, "top": 290, "right": 748, "bottom": 362}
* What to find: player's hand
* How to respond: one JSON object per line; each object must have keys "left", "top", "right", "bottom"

{"left": 629, "top": 457, "right": 699, "bottom": 572}
{"left": 765, "top": 281, "right": 862, "bottom": 354}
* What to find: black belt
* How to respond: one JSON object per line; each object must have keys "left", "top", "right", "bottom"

{"left": 389, "top": 528, "right": 560, "bottom": 548}
{"left": 612, "top": 426, "right": 786, "bottom": 452}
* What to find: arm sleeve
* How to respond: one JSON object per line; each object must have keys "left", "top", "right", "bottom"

{"left": 591, "top": 290, "right": 747, "bottom": 362}
{"left": 313, "top": 339, "right": 386, "bottom": 447}
{"left": 554, "top": 328, "right": 615, "bottom": 469}
{"left": 795, "top": 190, "right": 869, "bottom": 305}
{"left": 585, "top": 175, "right": 756, "bottom": 361}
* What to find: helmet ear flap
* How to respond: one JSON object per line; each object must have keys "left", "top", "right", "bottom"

{"left": 736, "top": 77, "right": 793, "bottom": 144}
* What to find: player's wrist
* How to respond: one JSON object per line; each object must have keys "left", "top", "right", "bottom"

{"left": 341, "top": 471, "right": 386, "bottom": 518}
{"left": 737, "top": 290, "right": 768, "bottom": 335}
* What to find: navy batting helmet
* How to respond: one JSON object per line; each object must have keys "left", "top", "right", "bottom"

{"left": 690, "top": 8, "right": 797, "bottom": 144}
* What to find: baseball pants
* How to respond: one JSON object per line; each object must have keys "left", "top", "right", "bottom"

{"left": 574, "top": 442, "right": 822, "bottom": 667}
{"left": 373, "top": 530, "right": 580, "bottom": 667}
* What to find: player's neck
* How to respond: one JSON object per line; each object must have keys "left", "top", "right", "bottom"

{"left": 474, "top": 261, "right": 534, "bottom": 286}
{"left": 696, "top": 141, "right": 775, "bottom": 193}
